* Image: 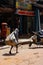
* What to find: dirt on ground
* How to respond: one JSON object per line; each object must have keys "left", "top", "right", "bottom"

{"left": 0, "top": 44, "right": 43, "bottom": 65}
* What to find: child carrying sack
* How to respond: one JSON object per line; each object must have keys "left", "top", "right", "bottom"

{"left": 5, "top": 28, "right": 19, "bottom": 46}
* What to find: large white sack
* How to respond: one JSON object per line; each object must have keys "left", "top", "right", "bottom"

{"left": 5, "top": 31, "right": 15, "bottom": 41}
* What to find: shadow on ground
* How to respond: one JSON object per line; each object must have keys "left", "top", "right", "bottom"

{"left": 29, "top": 46, "right": 43, "bottom": 49}
{"left": 3, "top": 53, "right": 17, "bottom": 56}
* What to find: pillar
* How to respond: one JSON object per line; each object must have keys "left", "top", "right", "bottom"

{"left": 19, "top": 16, "right": 23, "bottom": 35}
{"left": 35, "top": 8, "right": 41, "bottom": 32}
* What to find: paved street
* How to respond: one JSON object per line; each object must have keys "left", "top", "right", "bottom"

{"left": 0, "top": 44, "right": 43, "bottom": 65}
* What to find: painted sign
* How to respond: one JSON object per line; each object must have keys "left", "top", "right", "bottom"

{"left": 16, "top": 1, "right": 32, "bottom": 10}
{"left": 16, "top": 10, "right": 35, "bottom": 16}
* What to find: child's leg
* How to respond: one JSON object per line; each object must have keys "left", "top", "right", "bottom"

{"left": 9, "top": 46, "right": 13, "bottom": 54}
{"left": 16, "top": 45, "right": 18, "bottom": 53}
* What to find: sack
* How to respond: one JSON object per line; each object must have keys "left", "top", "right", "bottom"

{"left": 31, "top": 35, "right": 37, "bottom": 43}
{"left": 10, "top": 34, "right": 15, "bottom": 40}
{"left": 5, "top": 34, "right": 15, "bottom": 41}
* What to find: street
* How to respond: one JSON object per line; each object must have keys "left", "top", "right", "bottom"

{"left": 0, "top": 44, "right": 43, "bottom": 65}
{"left": 0, "top": 0, "right": 43, "bottom": 65}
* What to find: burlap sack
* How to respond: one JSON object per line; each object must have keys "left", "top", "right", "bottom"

{"left": 31, "top": 35, "right": 37, "bottom": 43}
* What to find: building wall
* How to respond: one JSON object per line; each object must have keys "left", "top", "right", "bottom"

{"left": 0, "top": 0, "right": 43, "bottom": 35}
{"left": 40, "top": 15, "right": 43, "bottom": 29}
{"left": 16, "top": 0, "right": 35, "bottom": 35}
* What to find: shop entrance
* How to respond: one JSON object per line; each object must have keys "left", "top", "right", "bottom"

{"left": 19, "top": 16, "right": 35, "bottom": 35}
